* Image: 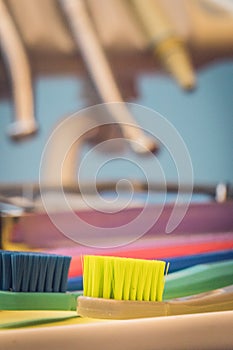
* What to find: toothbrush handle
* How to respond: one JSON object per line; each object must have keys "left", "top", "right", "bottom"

{"left": 77, "top": 286, "right": 233, "bottom": 319}
{"left": 169, "top": 286, "right": 233, "bottom": 315}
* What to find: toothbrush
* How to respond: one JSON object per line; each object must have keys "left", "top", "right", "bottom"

{"left": 77, "top": 255, "right": 233, "bottom": 319}
{"left": 0, "top": 250, "right": 81, "bottom": 311}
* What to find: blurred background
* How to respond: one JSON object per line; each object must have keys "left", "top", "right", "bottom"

{"left": 0, "top": 0, "right": 233, "bottom": 306}
{"left": 0, "top": 0, "right": 233, "bottom": 188}
{"left": 1, "top": 62, "right": 233, "bottom": 185}
{"left": 1, "top": 3, "right": 233, "bottom": 340}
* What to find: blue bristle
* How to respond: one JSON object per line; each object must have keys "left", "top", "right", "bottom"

{"left": 44, "top": 255, "right": 57, "bottom": 292}
{"left": 11, "top": 252, "right": 24, "bottom": 292}
{"left": 21, "top": 253, "right": 34, "bottom": 292}
{"left": 29, "top": 254, "right": 41, "bottom": 292}
{"left": 36, "top": 254, "right": 50, "bottom": 292}
{"left": 59, "top": 256, "right": 72, "bottom": 292}
{"left": 0, "top": 252, "right": 2, "bottom": 290}
{"left": 1, "top": 251, "right": 12, "bottom": 291}
{"left": 52, "top": 256, "right": 67, "bottom": 292}
{"left": 0, "top": 254, "right": 2, "bottom": 290}
{"left": 0, "top": 251, "right": 71, "bottom": 293}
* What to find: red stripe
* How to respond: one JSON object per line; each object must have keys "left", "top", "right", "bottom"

{"left": 68, "top": 240, "right": 233, "bottom": 277}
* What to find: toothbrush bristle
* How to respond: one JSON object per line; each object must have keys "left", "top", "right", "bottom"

{"left": 83, "top": 255, "right": 166, "bottom": 301}
{"left": 0, "top": 251, "right": 71, "bottom": 293}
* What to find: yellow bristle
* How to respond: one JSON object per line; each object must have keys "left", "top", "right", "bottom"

{"left": 113, "top": 257, "right": 125, "bottom": 300}
{"left": 83, "top": 256, "right": 166, "bottom": 302}
{"left": 122, "top": 260, "right": 134, "bottom": 300}
{"left": 150, "top": 262, "right": 159, "bottom": 301}
{"left": 142, "top": 261, "right": 154, "bottom": 300}
{"left": 157, "top": 261, "right": 166, "bottom": 301}
{"left": 103, "top": 257, "right": 113, "bottom": 299}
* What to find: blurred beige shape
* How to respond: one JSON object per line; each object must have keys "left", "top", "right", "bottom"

{"left": 0, "top": 0, "right": 233, "bottom": 185}
{"left": 0, "top": 0, "right": 37, "bottom": 140}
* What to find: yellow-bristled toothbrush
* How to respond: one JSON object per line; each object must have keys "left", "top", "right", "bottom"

{"left": 77, "top": 255, "right": 233, "bottom": 319}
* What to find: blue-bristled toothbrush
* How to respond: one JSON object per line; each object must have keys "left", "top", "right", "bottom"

{"left": 0, "top": 250, "right": 81, "bottom": 310}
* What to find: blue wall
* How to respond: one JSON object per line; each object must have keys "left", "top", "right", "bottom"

{"left": 0, "top": 61, "right": 233, "bottom": 186}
